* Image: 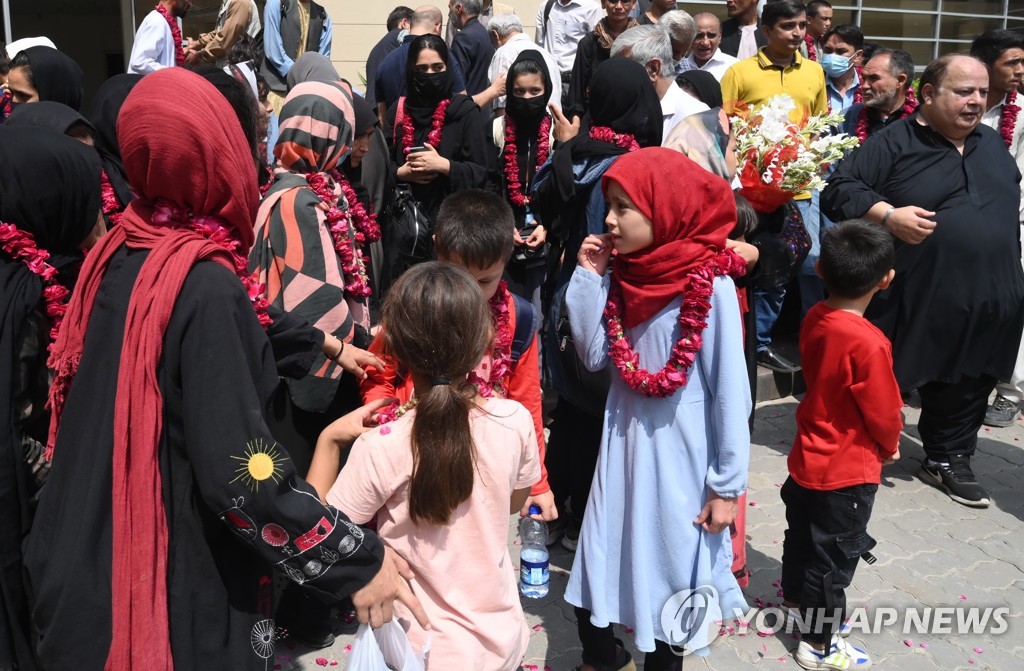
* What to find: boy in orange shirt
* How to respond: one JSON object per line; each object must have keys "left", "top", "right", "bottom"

{"left": 781, "top": 220, "right": 903, "bottom": 671}
{"left": 361, "top": 190, "right": 556, "bottom": 520}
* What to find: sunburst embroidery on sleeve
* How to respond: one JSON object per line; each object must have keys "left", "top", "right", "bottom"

{"left": 231, "top": 439, "right": 288, "bottom": 491}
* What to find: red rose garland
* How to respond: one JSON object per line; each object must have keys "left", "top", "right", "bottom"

{"left": 0, "top": 223, "right": 73, "bottom": 355}
{"left": 0, "top": 88, "right": 11, "bottom": 122}
{"left": 100, "top": 170, "right": 125, "bottom": 228}
{"left": 854, "top": 87, "right": 918, "bottom": 142}
{"left": 330, "top": 170, "right": 383, "bottom": 247}
{"left": 152, "top": 199, "right": 272, "bottom": 329}
{"left": 306, "top": 172, "right": 374, "bottom": 298}
{"left": 1001, "top": 89, "right": 1020, "bottom": 149}
{"left": 590, "top": 126, "right": 640, "bottom": 152}
{"left": 402, "top": 98, "right": 451, "bottom": 155}
{"left": 804, "top": 35, "right": 817, "bottom": 62}
{"left": 605, "top": 249, "right": 747, "bottom": 398}
{"left": 503, "top": 115, "right": 552, "bottom": 208}
{"left": 377, "top": 280, "right": 515, "bottom": 424}
{"left": 155, "top": 3, "right": 185, "bottom": 67}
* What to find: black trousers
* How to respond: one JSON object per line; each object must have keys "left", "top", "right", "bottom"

{"left": 544, "top": 398, "right": 603, "bottom": 525}
{"left": 575, "top": 607, "right": 683, "bottom": 671}
{"left": 780, "top": 478, "right": 877, "bottom": 645}
{"left": 917, "top": 374, "right": 996, "bottom": 461}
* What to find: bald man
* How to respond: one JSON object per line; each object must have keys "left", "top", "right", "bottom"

{"left": 677, "top": 12, "right": 739, "bottom": 81}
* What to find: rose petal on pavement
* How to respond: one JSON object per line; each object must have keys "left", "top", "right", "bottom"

{"left": 974, "top": 648, "right": 983, "bottom": 653}
{"left": 920, "top": 643, "right": 929, "bottom": 648}
{"left": 343, "top": 645, "right": 352, "bottom": 654}
{"left": 532, "top": 624, "right": 544, "bottom": 632}
{"left": 315, "top": 658, "right": 328, "bottom": 667}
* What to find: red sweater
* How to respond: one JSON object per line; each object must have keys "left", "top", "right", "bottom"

{"left": 360, "top": 292, "right": 549, "bottom": 496}
{"left": 789, "top": 303, "right": 903, "bottom": 490}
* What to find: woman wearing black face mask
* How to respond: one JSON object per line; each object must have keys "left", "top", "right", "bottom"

{"left": 493, "top": 51, "right": 554, "bottom": 313}
{"left": 386, "top": 34, "right": 488, "bottom": 242}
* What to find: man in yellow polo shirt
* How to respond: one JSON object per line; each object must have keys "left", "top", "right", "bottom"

{"left": 721, "top": 0, "right": 827, "bottom": 374}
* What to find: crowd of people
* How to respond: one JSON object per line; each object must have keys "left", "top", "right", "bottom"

{"left": 0, "top": 1, "right": 1022, "bottom": 670}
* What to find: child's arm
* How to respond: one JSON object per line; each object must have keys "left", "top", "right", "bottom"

{"left": 506, "top": 332, "right": 556, "bottom": 520}
{"left": 306, "top": 398, "right": 397, "bottom": 503}
{"left": 699, "top": 277, "right": 751, "bottom": 503}
{"left": 510, "top": 487, "right": 532, "bottom": 515}
{"left": 850, "top": 348, "right": 904, "bottom": 458}
{"left": 511, "top": 406, "right": 543, "bottom": 515}
{"left": 567, "top": 235, "right": 614, "bottom": 373}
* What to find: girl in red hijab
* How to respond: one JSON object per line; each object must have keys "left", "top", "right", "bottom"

{"left": 562, "top": 147, "right": 751, "bottom": 671}
{"left": 23, "top": 68, "right": 424, "bottom": 671}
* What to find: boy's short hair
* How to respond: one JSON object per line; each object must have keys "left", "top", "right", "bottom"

{"left": 434, "top": 189, "right": 515, "bottom": 269}
{"left": 762, "top": 0, "right": 807, "bottom": 29}
{"left": 819, "top": 219, "right": 895, "bottom": 299}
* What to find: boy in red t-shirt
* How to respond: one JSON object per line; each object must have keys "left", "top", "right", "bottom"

{"left": 361, "top": 190, "right": 556, "bottom": 521}
{"left": 782, "top": 220, "right": 903, "bottom": 671}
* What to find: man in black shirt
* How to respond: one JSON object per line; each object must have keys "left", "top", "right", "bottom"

{"left": 823, "top": 54, "right": 1024, "bottom": 508}
{"left": 840, "top": 48, "right": 916, "bottom": 140}
{"left": 365, "top": 6, "right": 414, "bottom": 108}
{"left": 449, "top": 0, "right": 495, "bottom": 95}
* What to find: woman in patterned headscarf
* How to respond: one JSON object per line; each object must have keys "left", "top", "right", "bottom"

{"left": 249, "top": 79, "right": 377, "bottom": 472}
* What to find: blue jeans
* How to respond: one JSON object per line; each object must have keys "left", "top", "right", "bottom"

{"left": 754, "top": 284, "right": 786, "bottom": 352}
{"left": 797, "top": 193, "right": 827, "bottom": 316}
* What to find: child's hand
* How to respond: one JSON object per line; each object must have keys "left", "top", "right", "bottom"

{"left": 322, "top": 397, "right": 398, "bottom": 447}
{"left": 694, "top": 491, "right": 738, "bottom": 534}
{"left": 577, "top": 233, "right": 613, "bottom": 276}
{"left": 883, "top": 448, "right": 901, "bottom": 466}
{"left": 726, "top": 238, "right": 759, "bottom": 270}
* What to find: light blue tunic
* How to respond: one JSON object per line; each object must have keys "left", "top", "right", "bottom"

{"left": 564, "top": 266, "right": 751, "bottom": 654}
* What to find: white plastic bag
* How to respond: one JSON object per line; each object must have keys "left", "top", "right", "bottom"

{"left": 347, "top": 621, "right": 428, "bottom": 671}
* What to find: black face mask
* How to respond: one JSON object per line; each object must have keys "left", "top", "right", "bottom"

{"left": 409, "top": 71, "right": 449, "bottom": 104}
{"left": 507, "top": 94, "right": 548, "bottom": 124}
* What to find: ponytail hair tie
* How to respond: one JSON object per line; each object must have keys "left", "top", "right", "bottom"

{"left": 431, "top": 376, "right": 451, "bottom": 386}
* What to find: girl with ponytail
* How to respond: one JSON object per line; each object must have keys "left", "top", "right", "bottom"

{"left": 309, "top": 261, "right": 541, "bottom": 670}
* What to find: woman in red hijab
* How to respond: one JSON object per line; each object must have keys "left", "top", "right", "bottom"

{"left": 23, "top": 68, "right": 424, "bottom": 671}
{"left": 562, "top": 147, "right": 751, "bottom": 670}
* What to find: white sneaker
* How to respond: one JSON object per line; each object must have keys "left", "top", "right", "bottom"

{"left": 785, "top": 608, "right": 852, "bottom": 638}
{"left": 794, "top": 636, "right": 872, "bottom": 670}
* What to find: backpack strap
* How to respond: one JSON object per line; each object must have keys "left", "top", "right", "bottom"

{"left": 543, "top": 0, "right": 557, "bottom": 33}
{"left": 510, "top": 292, "right": 538, "bottom": 364}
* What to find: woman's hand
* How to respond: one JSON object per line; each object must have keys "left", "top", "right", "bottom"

{"left": 321, "top": 397, "right": 399, "bottom": 448}
{"left": 726, "top": 238, "right": 759, "bottom": 270}
{"left": 525, "top": 225, "right": 547, "bottom": 248}
{"left": 520, "top": 490, "right": 559, "bottom": 521}
{"left": 549, "top": 103, "right": 580, "bottom": 143}
{"left": 323, "top": 336, "right": 385, "bottom": 381}
{"left": 406, "top": 143, "right": 450, "bottom": 177}
{"left": 577, "top": 233, "right": 613, "bottom": 276}
{"left": 693, "top": 491, "right": 738, "bottom": 534}
{"left": 397, "top": 161, "right": 435, "bottom": 185}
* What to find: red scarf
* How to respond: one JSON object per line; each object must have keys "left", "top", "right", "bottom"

{"left": 46, "top": 69, "right": 258, "bottom": 671}
{"left": 601, "top": 148, "right": 737, "bottom": 329}
{"left": 155, "top": 3, "right": 185, "bottom": 67}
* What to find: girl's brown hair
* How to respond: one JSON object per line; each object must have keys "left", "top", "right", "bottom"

{"left": 381, "top": 262, "right": 494, "bottom": 526}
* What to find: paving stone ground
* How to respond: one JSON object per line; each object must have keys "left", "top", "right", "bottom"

{"left": 288, "top": 396, "right": 1024, "bottom": 670}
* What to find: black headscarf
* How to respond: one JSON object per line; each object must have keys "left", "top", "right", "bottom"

{"left": 4, "top": 101, "right": 94, "bottom": 137}
{"left": 552, "top": 58, "right": 663, "bottom": 201}
{"left": 506, "top": 49, "right": 553, "bottom": 130}
{"left": 404, "top": 34, "right": 457, "bottom": 127}
{"left": 676, "top": 69, "right": 724, "bottom": 109}
{"left": 20, "top": 46, "right": 85, "bottom": 111}
{"left": 352, "top": 93, "right": 378, "bottom": 136}
{"left": 86, "top": 74, "right": 143, "bottom": 208}
{"left": 0, "top": 127, "right": 101, "bottom": 671}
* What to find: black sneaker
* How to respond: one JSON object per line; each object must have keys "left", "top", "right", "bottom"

{"left": 562, "top": 521, "right": 580, "bottom": 552}
{"left": 545, "top": 516, "right": 567, "bottom": 546}
{"left": 757, "top": 347, "right": 801, "bottom": 374}
{"left": 920, "top": 455, "right": 990, "bottom": 508}
{"left": 983, "top": 394, "right": 1020, "bottom": 428}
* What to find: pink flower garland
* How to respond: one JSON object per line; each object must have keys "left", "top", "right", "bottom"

{"left": 605, "top": 250, "right": 747, "bottom": 398}
{"left": 0, "top": 222, "right": 73, "bottom": 355}
{"left": 305, "top": 172, "right": 374, "bottom": 299}
{"left": 0, "top": 88, "right": 11, "bottom": 122}
{"left": 503, "top": 115, "right": 552, "bottom": 208}
{"left": 804, "top": 35, "right": 817, "bottom": 62}
{"left": 100, "top": 170, "right": 125, "bottom": 228}
{"left": 377, "top": 281, "right": 515, "bottom": 424}
{"left": 330, "top": 170, "right": 383, "bottom": 247}
{"left": 152, "top": 199, "right": 272, "bottom": 329}
{"left": 1001, "top": 89, "right": 1020, "bottom": 149}
{"left": 855, "top": 87, "right": 918, "bottom": 142}
{"left": 402, "top": 99, "right": 451, "bottom": 155}
{"left": 589, "top": 126, "right": 640, "bottom": 152}
{"left": 155, "top": 3, "right": 185, "bottom": 67}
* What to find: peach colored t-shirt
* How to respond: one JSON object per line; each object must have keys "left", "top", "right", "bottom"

{"left": 327, "top": 398, "right": 541, "bottom": 671}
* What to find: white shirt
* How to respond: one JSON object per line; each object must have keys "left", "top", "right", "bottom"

{"left": 982, "top": 93, "right": 1024, "bottom": 219}
{"left": 679, "top": 49, "right": 739, "bottom": 82}
{"left": 128, "top": 10, "right": 176, "bottom": 75}
{"left": 488, "top": 33, "right": 563, "bottom": 110}
{"left": 535, "top": 0, "right": 604, "bottom": 73}
{"left": 737, "top": 24, "right": 759, "bottom": 61}
{"left": 660, "top": 81, "right": 711, "bottom": 142}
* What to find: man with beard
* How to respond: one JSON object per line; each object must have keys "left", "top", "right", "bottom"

{"left": 840, "top": 48, "right": 917, "bottom": 140}
{"left": 721, "top": 0, "right": 765, "bottom": 60}
{"left": 128, "top": 0, "right": 192, "bottom": 74}
{"left": 678, "top": 12, "right": 738, "bottom": 81}
{"left": 823, "top": 55, "right": 1024, "bottom": 508}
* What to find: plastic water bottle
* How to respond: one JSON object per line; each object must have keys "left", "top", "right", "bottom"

{"left": 519, "top": 505, "right": 550, "bottom": 598}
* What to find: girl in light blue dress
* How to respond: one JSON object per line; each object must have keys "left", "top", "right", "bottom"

{"left": 565, "top": 147, "right": 751, "bottom": 671}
